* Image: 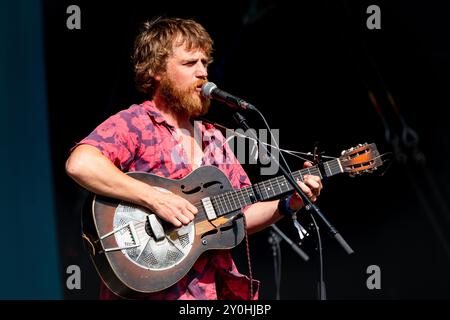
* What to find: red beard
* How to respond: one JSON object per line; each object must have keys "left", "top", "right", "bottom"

{"left": 159, "top": 76, "right": 210, "bottom": 117}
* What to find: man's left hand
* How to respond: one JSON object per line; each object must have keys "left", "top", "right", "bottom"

{"left": 288, "top": 161, "right": 323, "bottom": 211}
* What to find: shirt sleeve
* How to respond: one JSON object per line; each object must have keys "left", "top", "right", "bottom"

{"left": 74, "top": 109, "right": 142, "bottom": 171}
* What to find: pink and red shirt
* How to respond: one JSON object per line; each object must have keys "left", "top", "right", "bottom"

{"left": 77, "top": 100, "right": 259, "bottom": 300}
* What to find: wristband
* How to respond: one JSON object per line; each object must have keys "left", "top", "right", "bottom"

{"left": 277, "top": 194, "right": 297, "bottom": 217}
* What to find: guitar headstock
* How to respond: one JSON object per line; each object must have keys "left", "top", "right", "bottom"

{"left": 339, "top": 143, "right": 382, "bottom": 177}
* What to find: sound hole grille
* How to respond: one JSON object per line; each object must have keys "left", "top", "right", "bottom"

{"left": 178, "top": 234, "right": 190, "bottom": 248}
{"left": 166, "top": 250, "right": 180, "bottom": 263}
{"left": 139, "top": 251, "right": 158, "bottom": 266}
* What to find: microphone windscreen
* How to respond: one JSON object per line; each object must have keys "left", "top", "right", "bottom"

{"left": 201, "top": 82, "right": 217, "bottom": 98}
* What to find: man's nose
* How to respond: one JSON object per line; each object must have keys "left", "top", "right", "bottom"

{"left": 195, "top": 63, "right": 208, "bottom": 79}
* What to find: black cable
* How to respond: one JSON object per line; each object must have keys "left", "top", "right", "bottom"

{"left": 309, "top": 213, "right": 326, "bottom": 300}
{"left": 276, "top": 236, "right": 282, "bottom": 300}
{"left": 268, "top": 231, "right": 282, "bottom": 300}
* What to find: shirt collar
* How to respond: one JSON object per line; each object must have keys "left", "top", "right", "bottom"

{"left": 141, "top": 101, "right": 217, "bottom": 137}
{"left": 141, "top": 100, "right": 175, "bottom": 129}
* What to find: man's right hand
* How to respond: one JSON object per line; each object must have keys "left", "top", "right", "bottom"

{"left": 145, "top": 188, "right": 198, "bottom": 227}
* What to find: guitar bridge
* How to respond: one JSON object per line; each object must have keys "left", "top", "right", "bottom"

{"left": 201, "top": 197, "right": 217, "bottom": 220}
{"left": 100, "top": 222, "right": 141, "bottom": 252}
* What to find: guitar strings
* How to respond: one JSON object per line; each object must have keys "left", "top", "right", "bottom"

{"left": 122, "top": 157, "right": 359, "bottom": 221}
{"left": 192, "top": 149, "right": 378, "bottom": 215}
{"left": 192, "top": 162, "right": 341, "bottom": 216}
{"left": 116, "top": 152, "right": 378, "bottom": 229}
{"left": 202, "top": 160, "right": 342, "bottom": 215}
{"left": 111, "top": 163, "right": 343, "bottom": 237}
{"left": 125, "top": 161, "right": 340, "bottom": 224}
{"left": 119, "top": 164, "right": 331, "bottom": 219}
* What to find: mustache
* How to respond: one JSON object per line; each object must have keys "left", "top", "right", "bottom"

{"left": 193, "top": 79, "right": 208, "bottom": 90}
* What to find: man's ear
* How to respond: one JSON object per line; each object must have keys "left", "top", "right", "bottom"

{"left": 149, "top": 69, "right": 161, "bottom": 81}
{"left": 154, "top": 73, "right": 162, "bottom": 81}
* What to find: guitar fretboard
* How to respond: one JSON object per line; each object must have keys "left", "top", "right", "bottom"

{"left": 209, "top": 158, "right": 342, "bottom": 216}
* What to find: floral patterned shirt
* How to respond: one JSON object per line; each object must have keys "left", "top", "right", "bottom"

{"left": 77, "top": 100, "right": 259, "bottom": 300}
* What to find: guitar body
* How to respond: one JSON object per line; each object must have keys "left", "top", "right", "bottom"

{"left": 81, "top": 166, "right": 246, "bottom": 298}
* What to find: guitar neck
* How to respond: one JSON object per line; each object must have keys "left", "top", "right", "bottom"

{"left": 209, "top": 158, "right": 343, "bottom": 216}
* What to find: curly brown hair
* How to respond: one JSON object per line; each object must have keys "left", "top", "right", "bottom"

{"left": 132, "top": 17, "right": 213, "bottom": 97}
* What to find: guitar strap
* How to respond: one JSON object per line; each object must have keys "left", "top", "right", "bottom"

{"left": 241, "top": 213, "right": 254, "bottom": 300}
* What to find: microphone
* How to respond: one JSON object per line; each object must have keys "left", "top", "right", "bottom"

{"left": 201, "top": 82, "right": 256, "bottom": 111}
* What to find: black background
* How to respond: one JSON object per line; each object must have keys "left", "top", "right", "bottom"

{"left": 43, "top": 0, "right": 450, "bottom": 299}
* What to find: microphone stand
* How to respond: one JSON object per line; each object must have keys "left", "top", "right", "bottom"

{"left": 271, "top": 224, "right": 309, "bottom": 261}
{"left": 268, "top": 224, "right": 310, "bottom": 300}
{"left": 268, "top": 227, "right": 282, "bottom": 300}
{"left": 233, "top": 111, "right": 354, "bottom": 255}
